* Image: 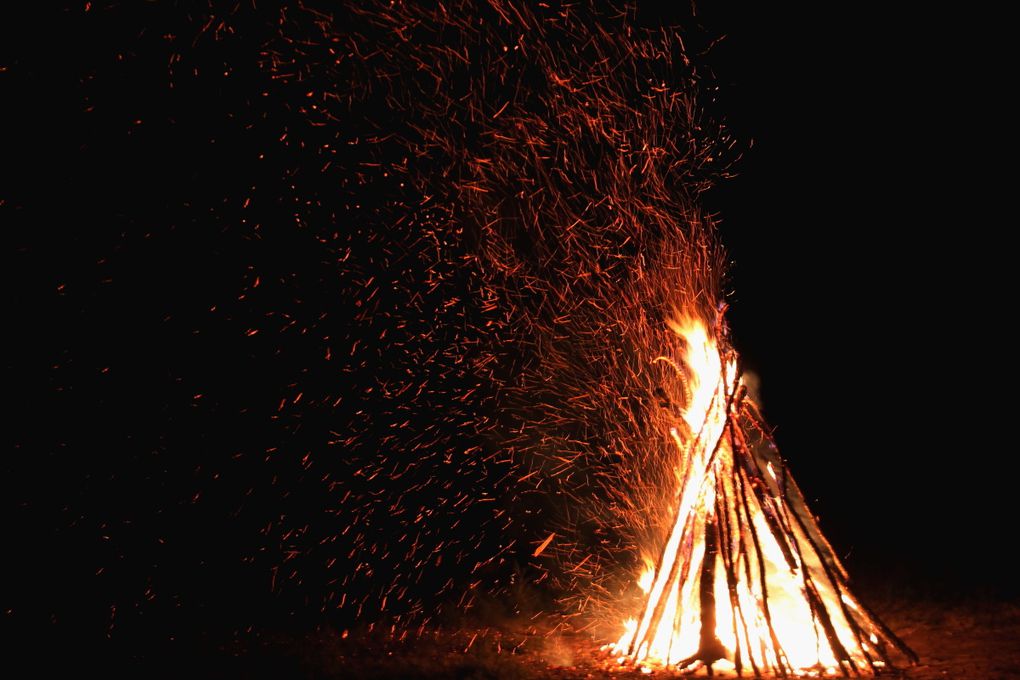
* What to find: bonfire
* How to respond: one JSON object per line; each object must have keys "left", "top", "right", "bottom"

{"left": 604, "top": 317, "right": 917, "bottom": 675}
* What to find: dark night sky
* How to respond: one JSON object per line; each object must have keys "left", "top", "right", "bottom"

{"left": 659, "top": 3, "right": 1009, "bottom": 594}
{"left": 3, "top": 0, "right": 1010, "bottom": 668}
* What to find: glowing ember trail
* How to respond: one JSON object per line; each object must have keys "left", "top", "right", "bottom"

{"left": 604, "top": 318, "right": 917, "bottom": 675}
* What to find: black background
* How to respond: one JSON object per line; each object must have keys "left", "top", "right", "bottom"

{"left": 4, "top": 0, "right": 1009, "bottom": 668}
{"left": 650, "top": 3, "right": 1009, "bottom": 596}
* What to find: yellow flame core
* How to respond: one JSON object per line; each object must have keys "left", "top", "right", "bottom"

{"left": 606, "top": 318, "right": 862, "bottom": 674}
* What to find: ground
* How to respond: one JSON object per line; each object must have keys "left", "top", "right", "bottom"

{"left": 177, "top": 595, "right": 1020, "bottom": 679}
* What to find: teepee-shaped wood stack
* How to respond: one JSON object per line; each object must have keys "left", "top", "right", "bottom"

{"left": 608, "top": 317, "right": 916, "bottom": 676}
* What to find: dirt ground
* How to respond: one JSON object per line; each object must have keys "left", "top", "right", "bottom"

{"left": 196, "top": 596, "right": 1019, "bottom": 679}
{"left": 879, "top": 599, "right": 1020, "bottom": 680}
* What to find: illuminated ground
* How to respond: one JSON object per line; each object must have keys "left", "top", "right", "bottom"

{"left": 168, "top": 596, "right": 1019, "bottom": 679}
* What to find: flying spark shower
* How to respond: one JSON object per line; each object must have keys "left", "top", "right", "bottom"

{"left": 234, "top": 5, "right": 916, "bottom": 668}
{"left": 23, "top": 2, "right": 920, "bottom": 669}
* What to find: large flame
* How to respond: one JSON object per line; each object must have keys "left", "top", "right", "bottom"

{"left": 604, "top": 318, "right": 877, "bottom": 675}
